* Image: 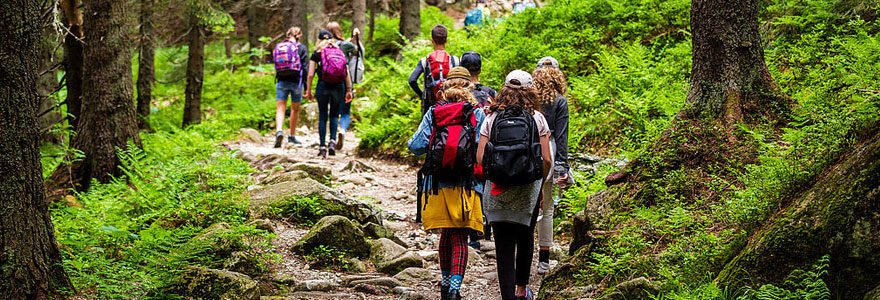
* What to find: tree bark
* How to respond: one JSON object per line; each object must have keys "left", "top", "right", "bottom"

{"left": 306, "top": 0, "right": 326, "bottom": 45}
{"left": 246, "top": 0, "right": 268, "bottom": 49}
{"left": 283, "top": 0, "right": 307, "bottom": 46}
{"left": 137, "top": 0, "right": 155, "bottom": 131}
{"left": 399, "top": 0, "right": 420, "bottom": 43}
{"left": 183, "top": 14, "right": 205, "bottom": 128}
{"left": 61, "top": 0, "right": 83, "bottom": 131}
{"left": 352, "top": 0, "right": 366, "bottom": 37}
{"left": 0, "top": 0, "right": 74, "bottom": 297}
{"left": 37, "top": 24, "right": 62, "bottom": 143}
{"left": 368, "top": 0, "right": 376, "bottom": 43}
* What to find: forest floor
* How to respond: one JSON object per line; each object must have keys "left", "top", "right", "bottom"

{"left": 224, "top": 126, "right": 557, "bottom": 299}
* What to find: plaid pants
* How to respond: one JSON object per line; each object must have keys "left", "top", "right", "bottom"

{"left": 438, "top": 228, "right": 470, "bottom": 276}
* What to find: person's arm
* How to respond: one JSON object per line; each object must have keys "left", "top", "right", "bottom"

{"left": 345, "top": 71, "right": 353, "bottom": 103}
{"left": 298, "top": 44, "right": 309, "bottom": 86}
{"left": 408, "top": 111, "right": 433, "bottom": 155}
{"left": 540, "top": 134, "right": 552, "bottom": 179}
{"left": 477, "top": 135, "right": 489, "bottom": 166}
{"left": 409, "top": 61, "right": 424, "bottom": 98}
{"left": 305, "top": 60, "right": 316, "bottom": 100}
{"left": 554, "top": 96, "right": 570, "bottom": 173}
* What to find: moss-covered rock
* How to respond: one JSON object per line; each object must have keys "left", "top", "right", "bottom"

{"left": 717, "top": 127, "right": 880, "bottom": 298}
{"left": 376, "top": 251, "right": 424, "bottom": 275}
{"left": 370, "top": 238, "right": 406, "bottom": 266}
{"left": 247, "top": 176, "right": 382, "bottom": 224}
{"left": 192, "top": 223, "right": 246, "bottom": 257}
{"left": 598, "top": 277, "right": 659, "bottom": 300}
{"left": 261, "top": 170, "right": 310, "bottom": 186}
{"left": 292, "top": 215, "right": 371, "bottom": 257}
{"left": 163, "top": 266, "right": 259, "bottom": 300}
{"left": 284, "top": 163, "right": 332, "bottom": 184}
{"left": 223, "top": 251, "right": 266, "bottom": 278}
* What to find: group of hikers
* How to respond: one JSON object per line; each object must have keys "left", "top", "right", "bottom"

{"left": 271, "top": 22, "right": 364, "bottom": 157}
{"left": 270, "top": 19, "right": 570, "bottom": 300}
{"left": 408, "top": 25, "right": 572, "bottom": 300}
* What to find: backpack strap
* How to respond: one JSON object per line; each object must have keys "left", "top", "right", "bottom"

{"left": 450, "top": 55, "right": 460, "bottom": 68}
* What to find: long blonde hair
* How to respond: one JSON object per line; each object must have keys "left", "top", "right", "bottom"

{"left": 326, "top": 22, "right": 345, "bottom": 40}
{"left": 286, "top": 26, "right": 302, "bottom": 41}
{"left": 442, "top": 78, "right": 477, "bottom": 104}
{"left": 532, "top": 67, "right": 567, "bottom": 104}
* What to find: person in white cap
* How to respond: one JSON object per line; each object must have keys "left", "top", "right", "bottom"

{"left": 477, "top": 70, "right": 552, "bottom": 300}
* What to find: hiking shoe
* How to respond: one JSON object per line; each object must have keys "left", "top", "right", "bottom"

{"left": 317, "top": 146, "right": 328, "bottom": 158}
{"left": 273, "top": 131, "right": 284, "bottom": 148}
{"left": 440, "top": 284, "right": 449, "bottom": 300}
{"left": 536, "top": 261, "right": 551, "bottom": 275}
{"left": 446, "top": 289, "right": 461, "bottom": 300}
{"left": 468, "top": 241, "right": 481, "bottom": 251}
{"left": 337, "top": 129, "right": 345, "bottom": 150}
{"left": 516, "top": 287, "right": 534, "bottom": 300}
{"left": 288, "top": 135, "right": 302, "bottom": 145}
{"left": 328, "top": 140, "right": 337, "bottom": 156}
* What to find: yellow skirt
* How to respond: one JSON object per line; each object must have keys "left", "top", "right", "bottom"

{"left": 421, "top": 186, "right": 484, "bottom": 234}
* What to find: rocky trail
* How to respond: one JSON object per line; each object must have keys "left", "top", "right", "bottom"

{"left": 219, "top": 126, "right": 568, "bottom": 300}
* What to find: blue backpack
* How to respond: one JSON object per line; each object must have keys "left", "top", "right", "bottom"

{"left": 465, "top": 9, "right": 483, "bottom": 26}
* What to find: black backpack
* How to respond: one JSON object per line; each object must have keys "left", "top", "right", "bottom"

{"left": 483, "top": 105, "right": 543, "bottom": 186}
{"left": 416, "top": 102, "right": 478, "bottom": 221}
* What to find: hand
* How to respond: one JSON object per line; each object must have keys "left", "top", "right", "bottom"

{"left": 304, "top": 90, "right": 313, "bottom": 101}
{"left": 345, "top": 91, "right": 353, "bottom": 103}
{"left": 555, "top": 173, "right": 570, "bottom": 188}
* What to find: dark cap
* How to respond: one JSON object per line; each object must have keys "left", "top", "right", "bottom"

{"left": 318, "top": 29, "right": 332, "bottom": 40}
{"left": 431, "top": 25, "right": 448, "bottom": 44}
{"left": 460, "top": 51, "right": 482, "bottom": 74}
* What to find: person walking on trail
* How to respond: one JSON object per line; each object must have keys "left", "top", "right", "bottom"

{"left": 532, "top": 56, "right": 573, "bottom": 275}
{"left": 272, "top": 27, "right": 309, "bottom": 148}
{"left": 477, "top": 70, "right": 552, "bottom": 300}
{"left": 304, "top": 30, "right": 353, "bottom": 158}
{"left": 325, "top": 22, "right": 366, "bottom": 150}
{"left": 408, "top": 67, "right": 486, "bottom": 300}
{"left": 409, "top": 25, "right": 460, "bottom": 116}
{"left": 460, "top": 51, "right": 496, "bottom": 108}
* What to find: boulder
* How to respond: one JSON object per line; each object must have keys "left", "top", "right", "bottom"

{"left": 192, "top": 223, "right": 245, "bottom": 257}
{"left": 284, "top": 163, "right": 332, "bottom": 184}
{"left": 247, "top": 176, "right": 382, "bottom": 224}
{"left": 376, "top": 251, "right": 424, "bottom": 275}
{"left": 292, "top": 216, "right": 371, "bottom": 257}
{"left": 417, "top": 250, "right": 439, "bottom": 262}
{"left": 554, "top": 285, "right": 600, "bottom": 299}
{"left": 370, "top": 238, "right": 406, "bottom": 266}
{"left": 238, "top": 128, "right": 263, "bottom": 143}
{"left": 245, "top": 219, "right": 274, "bottom": 233}
{"left": 347, "top": 258, "right": 367, "bottom": 273}
{"left": 294, "top": 279, "right": 339, "bottom": 291}
{"left": 261, "top": 170, "right": 309, "bottom": 186}
{"left": 550, "top": 245, "right": 567, "bottom": 261}
{"left": 467, "top": 246, "right": 482, "bottom": 266}
{"left": 393, "top": 267, "right": 434, "bottom": 285}
{"left": 223, "top": 251, "right": 265, "bottom": 277}
{"left": 598, "top": 277, "right": 659, "bottom": 300}
{"left": 298, "top": 102, "right": 319, "bottom": 129}
{"left": 163, "top": 266, "right": 259, "bottom": 300}
{"left": 363, "top": 222, "right": 408, "bottom": 247}
{"left": 348, "top": 277, "right": 404, "bottom": 288}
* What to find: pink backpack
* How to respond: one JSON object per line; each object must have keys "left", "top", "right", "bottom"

{"left": 320, "top": 44, "right": 347, "bottom": 83}
{"left": 273, "top": 40, "right": 301, "bottom": 74}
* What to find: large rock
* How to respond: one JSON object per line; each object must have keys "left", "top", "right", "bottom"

{"left": 238, "top": 128, "right": 263, "bottom": 143}
{"left": 717, "top": 127, "right": 880, "bottom": 298}
{"left": 261, "top": 170, "right": 310, "bottom": 186}
{"left": 376, "top": 251, "right": 424, "bottom": 275}
{"left": 363, "top": 222, "right": 408, "bottom": 247}
{"left": 598, "top": 277, "right": 659, "bottom": 300}
{"left": 370, "top": 238, "right": 406, "bottom": 266}
{"left": 192, "top": 223, "right": 245, "bottom": 257}
{"left": 223, "top": 251, "right": 265, "bottom": 277}
{"left": 163, "top": 266, "right": 259, "bottom": 300}
{"left": 298, "top": 102, "right": 319, "bottom": 129}
{"left": 247, "top": 176, "right": 382, "bottom": 224}
{"left": 393, "top": 267, "right": 434, "bottom": 285}
{"left": 284, "top": 163, "right": 332, "bottom": 184}
{"left": 292, "top": 215, "right": 371, "bottom": 257}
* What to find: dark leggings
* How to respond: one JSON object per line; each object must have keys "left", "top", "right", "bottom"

{"left": 316, "top": 81, "right": 345, "bottom": 146}
{"left": 492, "top": 221, "right": 535, "bottom": 300}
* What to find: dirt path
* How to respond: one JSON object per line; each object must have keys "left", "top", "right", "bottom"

{"left": 227, "top": 128, "right": 552, "bottom": 299}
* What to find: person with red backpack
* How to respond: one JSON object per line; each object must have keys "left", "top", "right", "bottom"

{"left": 407, "top": 67, "right": 486, "bottom": 300}
{"left": 304, "top": 30, "right": 353, "bottom": 158}
{"left": 408, "top": 25, "right": 460, "bottom": 116}
{"left": 272, "top": 27, "right": 309, "bottom": 148}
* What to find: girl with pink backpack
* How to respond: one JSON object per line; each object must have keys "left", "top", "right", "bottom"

{"left": 304, "top": 30, "right": 353, "bottom": 158}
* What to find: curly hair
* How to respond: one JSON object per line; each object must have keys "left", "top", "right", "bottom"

{"left": 532, "top": 67, "right": 567, "bottom": 104}
{"left": 490, "top": 83, "right": 540, "bottom": 112}
{"left": 441, "top": 78, "right": 476, "bottom": 104}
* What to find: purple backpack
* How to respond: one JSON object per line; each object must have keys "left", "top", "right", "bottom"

{"left": 273, "top": 40, "right": 301, "bottom": 73}
{"left": 320, "top": 44, "right": 347, "bottom": 83}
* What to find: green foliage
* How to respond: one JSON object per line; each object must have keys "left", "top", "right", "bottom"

{"left": 303, "top": 245, "right": 355, "bottom": 272}
{"left": 267, "top": 195, "right": 330, "bottom": 225}
{"left": 737, "top": 256, "right": 831, "bottom": 300}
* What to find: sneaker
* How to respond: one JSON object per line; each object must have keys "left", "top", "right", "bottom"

{"left": 288, "top": 135, "right": 302, "bottom": 145}
{"left": 468, "top": 241, "right": 481, "bottom": 251}
{"left": 327, "top": 140, "right": 337, "bottom": 156}
{"left": 273, "top": 131, "right": 284, "bottom": 148}
{"left": 536, "top": 261, "right": 551, "bottom": 275}
{"left": 440, "top": 284, "right": 449, "bottom": 300}
{"left": 317, "top": 146, "right": 328, "bottom": 158}
{"left": 515, "top": 287, "right": 534, "bottom": 300}
{"left": 337, "top": 129, "right": 345, "bottom": 150}
{"left": 446, "top": 289, "right": 461, "bottom": 300}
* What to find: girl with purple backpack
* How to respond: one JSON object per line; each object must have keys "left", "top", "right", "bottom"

{"left": 272, "top": 27, "right": 309, "bottom": 148}
{"left": 304, "top": 30, "right": 353, "bottom": 158}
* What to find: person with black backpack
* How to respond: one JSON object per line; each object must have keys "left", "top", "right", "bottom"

{"left": 460, "top": 51, "right": 496, "bottom": 108}
{"left": 476, "top": 70, "right": 552, "bottom": 300}
{"left": 408, "top": 25, "right": 460, "bottom": 116}
{"left": 407, "top": 67, "right": 486, "bottom": 300}
{"left": 304, "top": 30, "right": 353, "bottom": 158}
{"left": 272, "top": 27, "right": 309, "bottom": 148}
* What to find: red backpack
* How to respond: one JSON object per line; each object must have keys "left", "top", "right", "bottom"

{"left": 420, "top": 51, "right": 459, "bottom": 105}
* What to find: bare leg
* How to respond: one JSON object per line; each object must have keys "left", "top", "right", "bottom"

{"left": 289, "top": 102, "right": 301, "bottom": 136}
{"left": 275, "top": 100, "right": 286, "bottom": 132}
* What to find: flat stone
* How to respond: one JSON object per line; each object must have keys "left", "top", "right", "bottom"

{"left": 370, "top": 238, "right": 406, "bottom": 266}
{"left": 353, "top": 283, "right": 387, "bottom": 295}
{"left": 294, "top": 279, "right": 339, "bottom": 292}
{"left": 163, "top": 266, "right": 259, "bottom": 300}
{"left": 292, "top": 216, "right": 371, "bottom": 258}
{"left": 239, "top": 128, "right": 263, "bottom": 143}
{"left": 393, "top": 267, "right": 434, "bottom": 285}
{"left": 417, "top": 250, "right": 439, "bottom": 262}
{"left": 376, "top": 251, "right": 424, "bottom": 275}
{"left": 261, "top": 170, "right": 309, "bottom": 185}
{"left": 400, "top": 291, "right": 429, "bottom": 300}
{"left": 349, "top": 277, "right": 403, "bottom": 288}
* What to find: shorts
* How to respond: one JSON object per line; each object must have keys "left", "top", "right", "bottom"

{"left": 276, "top": 81, "right": 302, "bottom": 103}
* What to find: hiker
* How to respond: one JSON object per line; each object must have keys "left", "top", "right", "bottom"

{"left": 408, "top": 67, "right": 486, "bottom": 300}
{"left": 532, "top": 56, "right": 573, "bottom": 275}
{"left": 304, "top": 30, "right": 353, "bottom": 158}
{"left": 460, "top": 51, "right": 496, "bottom": 108}
{"left": 464, "top": 0, "right": 488, "bottom": 29}
{"left": 477, "top": 70, "right": 552, "bottom": 300}
{"left": 326, "top": 22, "right": 366, "bottom": 150}
{"left": 272, "top": 27, "right": 309, "bottom": 148}
{"left": 409, "top": 25, "right": 460, "bottom": 116}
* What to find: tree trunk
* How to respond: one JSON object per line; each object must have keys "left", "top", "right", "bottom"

{"left": 183, "top": 14, "right": 205, "bottom": 128}
{"left": 136, "top": 0, "right": 154, "bottom": 131}
{"left": 37, "top": 24, "right": 62, "bottom": 143}
{"left": 368, "top": 0, "right": 376, "bottom": 43}
{"left": 306, "top": 0, "right": 326, "bottom": 45}
{"left": 0, "top": 0, "right": 74, "bottom": 297}
{"left": 49, "top": 0, "right": 142, "bottom": 192}
{"left": 283, "top": 0, "right": 307, "bottom": 46}
{"left": 246, "top": 0, "right": 268, "bottom": 49}
{"left": 61, "top": 0, "right": 83, "bottom": 131}
{"left": 352, "top": 0, "right": 366, "bottom": 37}
{"left": 399, "top": 0, "right": 420, "bottom": 43}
